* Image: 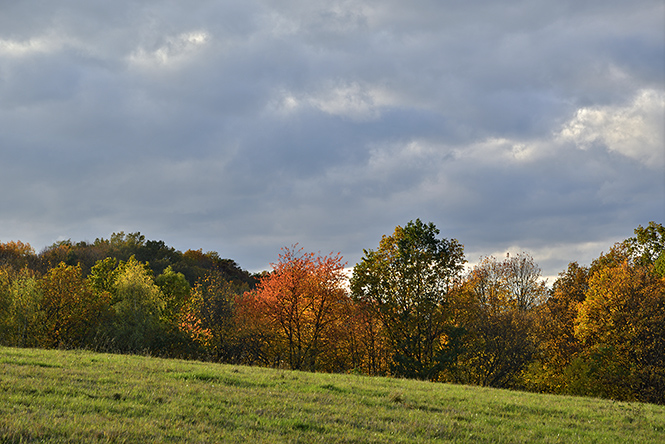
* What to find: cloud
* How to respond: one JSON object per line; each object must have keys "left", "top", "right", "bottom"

{"left": 283, "top": 81, "right": 399, "bottom": 121}
{"left": 558, "top": 89, "right": 665, "bottom": 167}
{"left": 0, "top": 0, "right": 663, "bottom": 277}
{"left": 0, "top": 36, "right": 62, "bottom": 57}
{"left": 128, "top": 31, "right": 210, "bottom": 68}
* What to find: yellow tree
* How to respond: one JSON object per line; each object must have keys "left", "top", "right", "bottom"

{"left": 530, "top": 262, "right": 589, "bottom": 393}
{"left": 0, "top": 241, "right": 37, "bottom": 271}
{"left": 40, "top": 263, "right": 111, "bottom": 348}
{"left": 574, "top": 259, "right": 665, "bottom": 403}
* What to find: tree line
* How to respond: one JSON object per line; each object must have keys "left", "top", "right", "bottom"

{"left": 0, "top": 222, "right": 663, "bottom": 404}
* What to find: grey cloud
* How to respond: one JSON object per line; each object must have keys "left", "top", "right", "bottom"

{"left": 0, "top": 0, "right": 662, "bottom": 276}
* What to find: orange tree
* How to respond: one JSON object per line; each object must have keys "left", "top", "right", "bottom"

{"left": 237, "top": 246, "right": 349, "bottom": 371}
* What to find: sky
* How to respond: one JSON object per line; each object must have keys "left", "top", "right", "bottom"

{"left": 1, "top": 0, "right": 663, "bottom": 281}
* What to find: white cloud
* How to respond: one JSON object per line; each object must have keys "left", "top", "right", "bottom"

{"left": 272, "top": 82, "right": 402, "bottom": 121}
{"left": 558, "top": 89, "right": 665, "bottom": 167}
{"left": 128, "top": 30, "right": 210, "bottom": 68}
{"left": 422, "top": 88, "right": 665, "bottom": 169}
{"left": 453, "top": 137, "right": 546, "bottom": 164}
{"left": 0, "top": 37, "right": 56, "bottom": 56}
{"left": 0, "top": 32, "right": 87, "bottom": 58}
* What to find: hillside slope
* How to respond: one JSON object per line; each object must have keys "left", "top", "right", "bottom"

{"left": 1, "top": 346, "right": 663, "bottom": 443}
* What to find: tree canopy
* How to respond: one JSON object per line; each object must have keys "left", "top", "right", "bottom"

{"left": 0, "top": 222, "right": 663, "bottom": 404}
{"left": 351, "top": 219, "right": 466, "bottom": 380}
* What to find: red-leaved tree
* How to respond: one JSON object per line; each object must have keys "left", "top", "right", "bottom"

{"left": 237, "top": 246, "right": 349, "bottom": 371}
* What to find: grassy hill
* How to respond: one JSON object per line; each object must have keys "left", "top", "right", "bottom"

{"left": 1, "top": 346, "right": 663, "bottom": 443}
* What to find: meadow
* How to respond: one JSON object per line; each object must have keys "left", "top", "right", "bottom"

{"left": 1, "top": 346, "right": 663, "bottom": 443}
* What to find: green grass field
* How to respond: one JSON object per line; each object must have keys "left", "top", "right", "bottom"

{"left": 1, "top": 346, "right": 663, "bottom": 443}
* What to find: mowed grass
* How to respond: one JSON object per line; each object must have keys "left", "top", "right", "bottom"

{"left": 1, "top": 347, "right": 663, "bottom": 443}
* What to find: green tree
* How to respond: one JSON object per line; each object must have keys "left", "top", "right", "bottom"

{"left": 0, "top": 267, "right": 44, "bottom": 347}
{"left": 155, "top": 266, "right": 191, "bottom": 324}
{"left": 626, "top": 221, "right": 665, "bottom": 267}
{"left": 88, "top": 257, "right": 120, "bottom": 296}
{"left": 350, "top": 219, "right": 466, "bottom": 380}
{"left": 152, "top": 266, "right": 198, "bottom": 358}
{"left": 179, "top": 249, "right": 256, "bottom": 288}
{"left": 654, "top": 251, "right": 665, "bottom": 278}
{"left": 109, "top": 256, "right": 165, "bottom": 352}
{"left": 0, "top": 267, "right": 10, "bottom": 341}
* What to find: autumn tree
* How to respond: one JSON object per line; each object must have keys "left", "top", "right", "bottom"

{"left": 181, "top": 272, "right": 249, "bottom": 362}
{"left": 529, "top": 262, "right": 589, "bottom": 393}
{"left": 240, "top": 246, "right": 349, "bottom": 371}
{"left": 457, "top": 253, "right": 546, "bottom": 388}
{"left": 0, "top": 241, "right": 37, "bottom": 271}
{"left": 341, "top": 298, "right": 392, "bottom": 375}
{"left": 502, "top": 253, "right": 548, "bottom": 311}
{"left": 38, "top": 240, "right": 77, "bottom": 273}
{"left": 350, "top": 220, "right": 466, "bottom": 380}
{"left": 232, "top": 285, "right": 276, "bottom": 366}
{"left": 40, "top": 263, "right": 111, "bottom": 348}
{"left": 572, "top": 257, "right": 665, "bottom": 403}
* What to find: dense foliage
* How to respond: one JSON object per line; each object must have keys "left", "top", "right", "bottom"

{"left": 0, "top": 223, "right": 663, "bottom": 404}
{"left": 350, "top": 220, "right": 466, "bottom": 379}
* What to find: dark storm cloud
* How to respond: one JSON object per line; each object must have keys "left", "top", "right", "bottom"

{"left": 1, "top": 0, "right": 663, "bottom": 278}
